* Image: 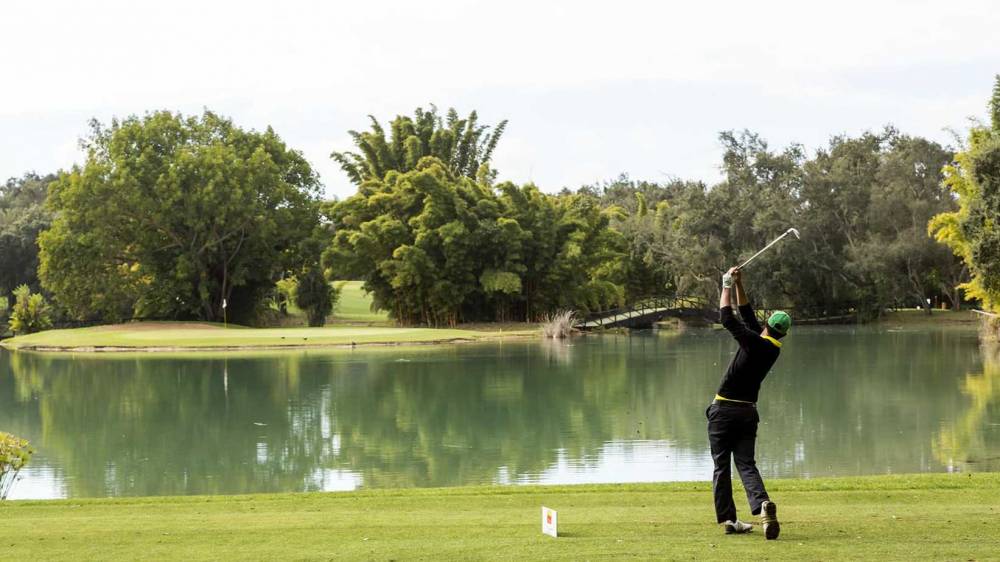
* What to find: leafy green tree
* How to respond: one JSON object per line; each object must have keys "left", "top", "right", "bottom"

{"left": 580, "top": 176, "right": 677, "bottom": 301}
{"left": 326, "top": 157, "right": 517, "bottom": 325}
{"left": 325, "top": 157, "right": 624, "bottom": 325}
{"left": 479, "top": 270, "right": 522, "bottom": 322}
{"left": 0, "top": 173, "right": 55, "bottom": 296}
{"left": 638, "top": 131, "right": 804, "bottom": 305}
{"left": 868, "top": 134, "right": 961, "bottom": 312}
{"left": 781, "top": 129, "right": 958, "bottom": 316}
{"left": 930, "top": 75, "right": 1000, "bottom": 313}
{"left": 497, "top": 185, "right": 626, "bottom": 318}
{"left": 644, "top": 181, "right": 726, "bottom": 300}
{"left": 331, "top": 106, "right": 507, "bottom": 184}
{"left": 619, "top": 128, "right": 965, "bottom": 318}
{"left": 0, "top": 294, "right": 8, "bottom": 334}
{"left": 9, "top": 284, "right": 52, "bottom": 335}
{"left": 991, "top": 76, "right": 1000, "bottom": 132}
{"left": 797, "top": 132, "right": 889, "bottom": 316}
{"left": 705, "top": 128, "right": 962, "bottom": 318}
{"left": 295, "top": 267, "right": 339, "bottom": 327}
{"left": 38, "top": 111, "right": 322, "bottom": 324}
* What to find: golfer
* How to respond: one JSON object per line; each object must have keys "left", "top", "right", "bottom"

{"left": 708, "top": 266, "right": 790, "bottom": 539}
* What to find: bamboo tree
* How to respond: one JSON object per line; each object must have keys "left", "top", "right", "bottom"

{"left": 332, "top": 106, "right": 507, "bottom": 184}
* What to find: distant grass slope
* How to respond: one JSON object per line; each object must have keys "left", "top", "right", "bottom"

{"left": 333, "top": 280, "right": 390, "bottom": 323}
{"left": 0, "top": 322, "right": 528, "bottom": 351}
{"left": 878, "top": 309, "right": 977, "bottom": 327}
{"left": 0, "top": 474, "right": 997, "bottom": 560}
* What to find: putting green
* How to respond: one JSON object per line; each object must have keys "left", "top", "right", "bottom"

{"left": 0, "top": 322, "right": 532, "bottom": 351}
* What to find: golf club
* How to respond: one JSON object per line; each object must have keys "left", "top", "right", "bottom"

{"left": 738, "top": 227, "right": 801, "bottom": 269}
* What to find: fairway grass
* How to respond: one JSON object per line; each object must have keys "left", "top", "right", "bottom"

{"left": 333, "top": 280, "right": 391, "bottom": 323}
{"left": 0, "top": 474, "right": 996, "bottom": 560}
{"left": 1, "top": 322, "right": 536, "bottom": 351}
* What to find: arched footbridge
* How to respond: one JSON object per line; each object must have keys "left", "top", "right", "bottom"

{"left": 575, "top": 295, "right": 716, "bottom": 330}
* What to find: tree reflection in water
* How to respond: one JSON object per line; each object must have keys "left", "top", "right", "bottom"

{"left": 0, "top": 326, "right": 993, "bottom": 499}
{"left": 934, "top": 342, "right": 1000, "bottom": 471}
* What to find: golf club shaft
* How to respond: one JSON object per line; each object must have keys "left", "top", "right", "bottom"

{"left": 738, "top": 231, "right": 791, "bottom": 269}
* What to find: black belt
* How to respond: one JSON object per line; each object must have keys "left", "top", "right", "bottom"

{"left": 712, "top": 399, "right": 756, "bottom": 408}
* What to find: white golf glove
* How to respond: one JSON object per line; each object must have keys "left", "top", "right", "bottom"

{"left": 722, "top": 272, "right": 733, "bottom": 288}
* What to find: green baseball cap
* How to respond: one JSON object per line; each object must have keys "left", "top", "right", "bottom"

{"left": 767, "top": 311, "right": 791, "bottom": 335}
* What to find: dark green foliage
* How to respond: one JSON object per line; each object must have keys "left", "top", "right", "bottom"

{"left": 990, "top": 73, "right": 1000, "bottom": 132}
{"left": 38, "top": 110, "right": 322, "bottom": 324}
{"left": 331, "top": 106, "right": 507, "bottom": 184}
{"left": 0, "top": 293, "right": 9, "bottom": 334}
{"left": 1, "top": 99, "right": 973, "bottom": 327}
{"left": 0, "top": 173, "right": 55, "bottom": 296}
{"left": 590, "top": 130, "right": 965, "bottom": 318}
{"left": 295, "top": 267, "right": 339, "bottom": 327}
{"left": 324, "top": 157, "right": 625, "bottom": 325}
{"left": 736, "top": 129, "right": 960, "bottom": 316}
{"left": 329, "top": 118, "right": 964, "bottom": 325}
{"left": 580, "top": 175, "right": 685, "bottom": 301}
{"left": 968, "top": 144, "right": 1000, "bottom": 294}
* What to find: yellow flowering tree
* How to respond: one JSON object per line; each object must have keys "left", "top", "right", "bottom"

{"left": 929, "top": 75, "right": 1000, "bottom": 313}
{"left": 0, "top": 432, "right": 33, "bottom": 500}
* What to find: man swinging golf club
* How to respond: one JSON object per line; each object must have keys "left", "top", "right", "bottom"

{"left": 709, "top": 265, "right": 790, "bottom": 539}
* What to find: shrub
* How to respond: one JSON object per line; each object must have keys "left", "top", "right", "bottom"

{"left": 0, "top": 432, "right": 33, "bottom": 500}
{"left": 9, "top": 284, "right": 52, "bottom": 335}
{"left": 295, "top": 267, "right": 340, "bottom": 327}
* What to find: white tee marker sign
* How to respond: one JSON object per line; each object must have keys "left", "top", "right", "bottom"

{"left": 541, "top": 506, "right": 558, "bottom": 538}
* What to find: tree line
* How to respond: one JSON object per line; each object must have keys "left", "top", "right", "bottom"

{"left": 591, "top": 128, "right": 966, "bottom": 319}
{"left": 3, "top": 79, "right": 999, "bottom": 331}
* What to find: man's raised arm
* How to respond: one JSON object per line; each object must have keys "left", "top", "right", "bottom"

{"left": 734, "top": 270, "right": 763, "bottom": 333}
{"left": 720, "top": 266, "right": 735, "bottom": 309}
{"left": 720, "top": 267, "right": 758, "bottom": 348}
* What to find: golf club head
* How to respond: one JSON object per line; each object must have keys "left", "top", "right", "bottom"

{"left": 787, "top": 227, "right": 801, "bottom": 239}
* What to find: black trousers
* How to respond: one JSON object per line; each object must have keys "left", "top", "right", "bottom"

{"left": 706, "top": 402, "right": 769, "bottom": 523}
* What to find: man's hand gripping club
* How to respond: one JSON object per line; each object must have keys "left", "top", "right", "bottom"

{"left": 720, "top": 266, "right": 747, "bottom": 309}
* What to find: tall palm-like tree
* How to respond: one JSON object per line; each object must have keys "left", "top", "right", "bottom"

{"left": 332, "top": 106, "right": 507, "bottom": 184}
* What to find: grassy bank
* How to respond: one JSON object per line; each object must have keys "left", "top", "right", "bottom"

{"left": 0, "top": 281, "right": 544, "bottom": 351}
{"left": 0, "top": 474, "right": 996, "bottom": 560}
{"left": 878, "top": 309, "right": 977, "bottom": 327}
{"left": 0, "top": 322, "right": 536, "bottom": 352}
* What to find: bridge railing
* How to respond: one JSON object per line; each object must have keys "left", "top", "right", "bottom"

{"left": 577, "top": 295, "right": 713, "bottom": 328}
{"left": 578, "top": 296, "right": 875, "bottom": 330}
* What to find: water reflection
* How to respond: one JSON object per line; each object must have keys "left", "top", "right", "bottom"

{"left": 934, "top": 342, "right": 1000, "bottom": 471}
{"left": 0, "top": 325, "right": 994, "bottom": 499}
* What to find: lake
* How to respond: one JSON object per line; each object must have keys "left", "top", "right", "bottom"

{"left": 1, "top": 325, "right": 996, "bottom": 499}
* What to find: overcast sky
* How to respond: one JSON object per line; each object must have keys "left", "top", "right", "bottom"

{"left": 3, "top": 0, "right": 999, "bottom": 199}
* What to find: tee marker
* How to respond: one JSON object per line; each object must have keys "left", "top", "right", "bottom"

{"left": 541, "top": 506, "right": 558, "bottom": 538}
